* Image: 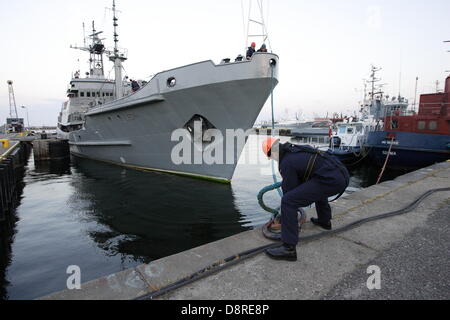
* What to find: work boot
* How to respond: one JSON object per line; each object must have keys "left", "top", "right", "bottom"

{"left": 265, "top": 243, "right": 297, "bottom": 262}
{"left": 311, "top": 218, "right": 332, "bottom": 231}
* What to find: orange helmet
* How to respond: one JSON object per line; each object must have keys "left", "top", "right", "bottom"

{"left": 262, "top": 137, "right": 280, "bottom": 157}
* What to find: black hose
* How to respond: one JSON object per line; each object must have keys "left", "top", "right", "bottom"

{"left": 136, "top": 187, "right": 450, "bottom": 300}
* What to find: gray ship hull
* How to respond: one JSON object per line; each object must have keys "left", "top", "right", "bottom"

{"left": 69, "top": 53, "right": 279, "bottom": 182}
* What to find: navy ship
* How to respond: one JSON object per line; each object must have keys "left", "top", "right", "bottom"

{"left": 61, "top": 1, "right": 279, "bottom": 183}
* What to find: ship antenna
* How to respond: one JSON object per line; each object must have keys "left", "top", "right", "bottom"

{"left": 83, "top": 22, "right": 87, "bottom": 47}
{"left": 369, "top": 65, "right": 381, "bottom": 101}
{"left": 113, "top": 0, "right": 119, "bottom": 56}
{"left": 413, "top": 76, "right": 419, "bottom": 113}
{"left": 109, "top": 0, "right": 127, "bottom": 99}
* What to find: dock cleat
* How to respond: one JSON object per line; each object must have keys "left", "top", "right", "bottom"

{"left": 263, "top": 209, "right": 307, "bottom": 240}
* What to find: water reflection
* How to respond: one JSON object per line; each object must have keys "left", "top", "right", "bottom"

{"left": 70, "top": 157, "right": 247, "bottom": 263}
{"left": 0, "top": 148, "right": 30, "bottom": 300}
{"left": 348, "top": 162, "right": 413, "bottom": 188}
{"left": 33, "top": 158, "right": 71, "bottom": 176}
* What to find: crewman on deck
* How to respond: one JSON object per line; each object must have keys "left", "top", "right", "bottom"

{"left": 257, "top": 44, "right": 268, "bottom": 53}
{"left": 262, "top": 138, "right": 350, "bottom": 262}
{"left": 246, "top": 42, "right": 257, "bottom": 60}
{"left": 131, "top": 80, "right": 140, "bottom": 92}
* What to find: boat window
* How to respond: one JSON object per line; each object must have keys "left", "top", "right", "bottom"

{"left": 167, "top": 77, "right": 176, "bottom": 88}
{"left": 356, "top": 125, "right": 363, "bottom": 133}
{"left": 391, "top": 120, "right": 399, "bottom": 129}
{"left": 338, "top": 127, "right": 346, "bottom": 134}
{"left": 347, "top": 128, "right": 354, "bottom": 134}
{"left": 87, "top": 92, "right": 91, "bottom": 97}
{"left": 417, "top": 121, "right": 426, "bottom": 130}
{"left": 428, "top": 121, "right": 438, "bottom": 131}
{"left": 80, "top": 92, "right": 85, "bottom": 97}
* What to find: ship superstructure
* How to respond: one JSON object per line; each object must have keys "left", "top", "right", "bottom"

{"left": 57, "top": 21, "right": 131, "bottom": 139}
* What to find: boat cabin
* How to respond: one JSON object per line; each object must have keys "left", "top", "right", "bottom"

{"left": 384, "top": 76, "right": 450, "bottom": 135}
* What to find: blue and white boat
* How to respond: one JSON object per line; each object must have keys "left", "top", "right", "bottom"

{"left": 327, "top": 118, "right": 378, "bottom": 165}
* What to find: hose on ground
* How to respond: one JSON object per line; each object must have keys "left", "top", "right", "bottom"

{"left": 136, "top": 187, "right": 450, "bottom": 300}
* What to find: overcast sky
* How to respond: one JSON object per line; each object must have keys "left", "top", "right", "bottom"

{"left": 0, "top": 0, "right": 449, "bottom": 126}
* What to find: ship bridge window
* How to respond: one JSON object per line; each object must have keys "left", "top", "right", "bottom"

{"left": 417, "top": 121, "right": 426, "bottom": 130}
{"left": 80, "top": 92, "right": 85, "bottom": 97}
{"left": 347, "top": 128, "right": 354, "bottom": 134}
{"left": 429, "top": 121, "right": 438, "bottom": 131}
{"left": 87, "top": 92, "right": 91, "bottom": 97}
{"left": 338, "top": 127, "right": 346, "bottom": 134}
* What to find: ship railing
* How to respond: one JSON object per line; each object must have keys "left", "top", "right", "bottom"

{"left": 106, "top": 47, "right": 128, "bottom": 60}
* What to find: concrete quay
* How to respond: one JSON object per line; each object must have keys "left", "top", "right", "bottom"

{"left": 40, "top": 161, "right": 450, "bottom": 300}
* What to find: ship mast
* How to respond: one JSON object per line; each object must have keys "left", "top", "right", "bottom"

{"left": 369, "top": 65, "right": 382, "bottom": 101}
{"left": 109, "top": 0, "right": 127, "bottom": 99}
{"left": 243, "top": 0, "right": 271, "bottom": 52}
{"left": 71, "top": 21, "right": 107, "bottom": 79}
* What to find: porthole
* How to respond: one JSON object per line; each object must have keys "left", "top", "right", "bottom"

{"left": 167, "top": 77, "right": 176, "bottom": 88}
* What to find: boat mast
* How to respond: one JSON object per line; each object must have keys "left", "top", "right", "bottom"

{"left": 71, "top": 22, "right": 107, "bottom": 79}
{"left": 109, "top": 0, "right": 127, "bottom": 99}
{"left": 369, "top": 65, "right": 381, "bottom": 101}
{"left": 243, "top": 0, "right": 271, "bottom": 52}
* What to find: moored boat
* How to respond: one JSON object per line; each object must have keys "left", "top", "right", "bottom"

{"left": 366, "top": 75, "right": 450, "bottom": 169}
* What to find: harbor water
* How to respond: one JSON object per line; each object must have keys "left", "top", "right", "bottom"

{"left": 0, "top": 136, "right": 412, "bottom": 300}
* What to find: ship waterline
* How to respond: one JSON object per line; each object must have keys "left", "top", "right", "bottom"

{"left": 69, "top": 53, "right": 279, "bottom": 182}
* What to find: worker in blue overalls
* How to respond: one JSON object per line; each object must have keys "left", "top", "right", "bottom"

{"left": 262, "top": 138, "right": 350, "bottom": 262}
